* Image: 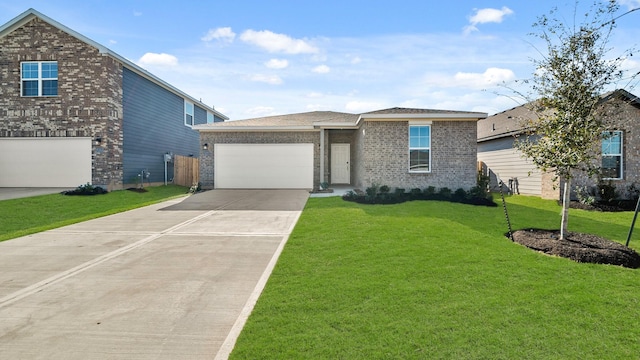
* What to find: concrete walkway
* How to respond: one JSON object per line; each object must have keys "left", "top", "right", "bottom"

{"left": 0, "top": 190, "right": 309, "bottom": 359}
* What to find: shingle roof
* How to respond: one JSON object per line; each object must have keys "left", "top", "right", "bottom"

{"left": 477, "top": 89, "right": 640, "bottom": 142}
{"left": 194, "top": 107, "right": 487, "bottom": 131}
{"left": 363, "top": 107, "right": 485, "bottom": 115}
{"left": 207, "top": 111, "right": 359, "bottom": 127}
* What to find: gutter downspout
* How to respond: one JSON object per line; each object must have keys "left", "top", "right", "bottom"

{"left": 319, "top": 129, "right": 325, "bottom": 186}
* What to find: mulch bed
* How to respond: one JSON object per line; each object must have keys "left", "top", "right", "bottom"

{"left": 511, "top": 228, "right": 640, "bottom": 269}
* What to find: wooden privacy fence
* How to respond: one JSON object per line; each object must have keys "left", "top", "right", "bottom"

{"left": 173, "top": 155, "right": 199, "bottom": 187}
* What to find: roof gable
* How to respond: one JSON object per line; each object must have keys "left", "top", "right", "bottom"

{"left": 0, "top": 8, "right": 227, "bottom": 120}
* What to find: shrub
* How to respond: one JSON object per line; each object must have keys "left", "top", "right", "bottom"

{"left": 453, "top": 188, "right": 467, "bottom": 201}
{"left": 394, "top": 188, "right": 406, "bottom": 198}
{"left": 437, "top": 187, "right": 452, "bottom": 199}
{"left": 365, "top": 184, "right": 379, "bottom": 201}
{"left": 63, "top": 183, "right": 108, "bottom": 196}
{"left": 575, "top": 185, "right": 596, "bottom": 205}
{"left": 423, "top": 186, "right": 436, "bottom": 198}
{"left": 409, "top": 188, "right": 422, "bottom": 199}
{"left": 598, "top": 180, "right": 618, "bottom": 203}
{"left": 379, "top": 185, "right": 390, "bottom": 194}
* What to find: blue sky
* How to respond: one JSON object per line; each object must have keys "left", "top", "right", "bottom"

{"left": 2, "top": 1, "right": 639, "bottom": 119}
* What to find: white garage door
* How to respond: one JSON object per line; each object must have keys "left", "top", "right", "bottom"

{"left": 0, "top": 138, "right": 92, "bottom": 187}
{"left": 215, "top": 144, "right": 314, "bottom": 189}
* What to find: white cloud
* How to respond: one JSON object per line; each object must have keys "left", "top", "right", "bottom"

{"left": 453, "top": 67, "right": 516, "bottom": 88}
{"left": 618, "top": 0, "right": 640, "bottom": 10}
{"left": 133, "top": 11, "right": 142, "bottom": 17}
{"left": 109, "top": 39, "right": 117, "bottom": 45}
{"left": 249, "top": 74, "right": 283, "bottom": 85}
{"left": 312, "top": 64, "right": 330, "bottom": 74}
{"left": 245, "top": 106, "right": 276, "bottom": 117}
{"left": 137, "top": 52, "right": 178, "bottom": 67}
{"left": 202, "top": 27, "right": 236, "bottom": 42}
{"left": 240, "top": 29, "right": 319, "bottom": 54}
{"left": 464, "top": 7, "right": 514, "bottom": 34}
{"left": 307, "top": 92, "right": 324, "bottom": 98}
{"left": 265, "top": 58, "right": 289, "bottom": 69}
{"left": 351, "top": 56, "right": 362, "bottom": 64}
{"left": 345, "top": 100, "right": 386, "bottom": 113}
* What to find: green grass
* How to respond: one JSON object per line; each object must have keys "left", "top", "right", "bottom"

{"left": 231, "top": 195, "right": 640, "bottom": 359}
{"left": 0, "top": 185, "right": 189, "bottom": 242}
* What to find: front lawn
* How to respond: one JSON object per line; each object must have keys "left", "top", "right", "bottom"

{"left": 0, "top": 185, "right": 189, "bottom": 242}
{"left": 231, "top": 195, "right": 640, "bottom": 359}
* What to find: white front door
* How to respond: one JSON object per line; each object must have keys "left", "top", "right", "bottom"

{"left": 331, "top": 143, "right": 350, "bottom": 184}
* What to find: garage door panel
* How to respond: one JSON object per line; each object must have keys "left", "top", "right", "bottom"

{"left": 0, "top": 138, "right": 92, "bottom": 187}
{"left": 215, "top": 144, "right": 313, "bottom": 189}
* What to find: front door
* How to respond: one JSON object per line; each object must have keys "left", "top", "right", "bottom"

{"left": 331, "top": 143, "right": 350, "bottom": 184}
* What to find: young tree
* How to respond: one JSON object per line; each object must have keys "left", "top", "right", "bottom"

{"left": 515, "top": 0, "right": 636, "bottom": 239}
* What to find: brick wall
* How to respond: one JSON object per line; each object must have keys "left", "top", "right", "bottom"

{"left": 543, "top": 99, "right": 640, "bottom": 200}
{"left": 356, "top": 120, "right": 478, "bottom": 190}
{"left": 0, "top": 18, "right": 124, "bottom": 187}
{"left": 198, "top": 131, "right": 321, "bottom": 189}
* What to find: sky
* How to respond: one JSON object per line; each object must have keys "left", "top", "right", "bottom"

{"left": 1, "top": 1, "right": 640, "bottom": 119}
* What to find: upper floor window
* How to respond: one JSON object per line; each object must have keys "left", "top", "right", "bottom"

{"left": 602, "top": 130, "right": 623, "bottom": 179}
{"left": 409, "top": 125, "right": 431, "bottom": 172}
{"left": 21, "top": 61, "right": 58, "bottom": 97}
{"left": 185, "top": 101, "right": 194, "bottom": 126}
{"left": 207, "top": 112, "right": 214, "bottom": 124}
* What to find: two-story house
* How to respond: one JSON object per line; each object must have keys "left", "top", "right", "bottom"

{"left": 0, "top": 8, "right": 227, "bottom": 189}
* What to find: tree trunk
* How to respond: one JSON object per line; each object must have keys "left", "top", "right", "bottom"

{"left": 560, "top": 177, "right": 571, "bottom": 240}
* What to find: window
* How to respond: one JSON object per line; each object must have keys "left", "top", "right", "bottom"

{"left": 602, "top": 131, "right": 623, "bottom": 179}
{"left": 207, "top": 112, "right": 214, "bottom": 124}
{"left": 21, "top": 61, "right": 58, "bottom": 97}
{"left": 184, "top": 101, "right": 194, "bottom": 126}
{"left": 409, "top": 125, "right": 431, "bottom": 172}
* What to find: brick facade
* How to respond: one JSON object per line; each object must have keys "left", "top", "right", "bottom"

{"left": 355, "top": 120, "right": 478, "bottom": 190}
{"left": 0, "top": 17, "right": 124, "bottom": 187}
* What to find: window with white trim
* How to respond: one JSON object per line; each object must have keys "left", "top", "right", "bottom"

{"left": 409, "top": 125, "right": 431, "bottom": 172}
{"left": 21, "top": 61, "right": 58, "bottom": 97}
{"left": 602, "top": 130, "right": 623, "bottom": 179}
{"left": 184, "top": 101, "right": 194, "bottom": 126}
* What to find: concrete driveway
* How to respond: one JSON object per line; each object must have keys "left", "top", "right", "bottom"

{"left": 0, "top": 189, "right": 309, "bottom": 359}
{"left": 0, "top": 187, "right": 71, "bottom": 201}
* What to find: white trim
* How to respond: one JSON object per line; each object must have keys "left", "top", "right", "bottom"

{"left": 408, "top": 124, "right": 431, "bottom": 173}
{"left": 20, "top": 61, "right": 58, "bottom": 97}
{"left": 357, "top": 112, "right": 487, "bottom": 125}
{"left": 320, "top": 130, "right": 325, "bottom": 184}
{"left": 602, "top": 130, "right": 623, "bottom": 180}
{"left": 193, "top": 125, "right": 318, "bottom": 132}
{"left": 409, "top": 120, "right": 433, "bottom": 125}
{"left": 184, "top": 100, "right": 194, "bottom": 127}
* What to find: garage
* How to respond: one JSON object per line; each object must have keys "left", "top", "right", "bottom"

{"left": 0, "top": 138, "right": 92, "bottom": 187}
{"left": 214, "top": 144, "right": 314, "bottom": 189}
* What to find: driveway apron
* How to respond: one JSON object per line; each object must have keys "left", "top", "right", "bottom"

{"left": 0, "top": 190, "right": 309, "bottom": 359}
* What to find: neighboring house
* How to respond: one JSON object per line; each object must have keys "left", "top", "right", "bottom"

{"left": 194, "top": 108, "right": 487, "bottom": 191}
{"left": 477, "top": 89, "right": 640, "bottom": 199}
{"left": 0, "top": 8, "right": 227, "bottom": 189}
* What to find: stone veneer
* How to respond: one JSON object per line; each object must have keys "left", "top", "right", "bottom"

{"left": 354, "top": 120, "right": 478, "bottom": 190}
{"left": 199, "top": 131, "right": 321, "bottom": 189}
{"left": 0, "top": 18, "right": 124, "bottom": 187}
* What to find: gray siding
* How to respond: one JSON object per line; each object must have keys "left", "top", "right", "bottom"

{"left": 478, "top": 137, "right": 541, "bottom": 195}
{"left": 122, "top": 67, "right": 199, "bottom": 185}
{"left": 194, "top": 105, "right": 207, "bottom": 125}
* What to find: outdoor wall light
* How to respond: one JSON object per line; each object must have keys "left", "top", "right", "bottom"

{"left": 203, "top": 143, "right": 209, "bottom": 150}
{"left": 94, "top": 136, "right": 102, "bottom": 145}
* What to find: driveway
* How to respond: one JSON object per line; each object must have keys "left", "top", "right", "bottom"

{"left": 0, "top": 187, "right": 71, "bottom": 201}
{"left": 0, "top": 189, "right": 309, "bottom": 359}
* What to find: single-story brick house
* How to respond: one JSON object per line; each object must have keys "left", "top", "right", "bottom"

{"left": 0, "top": 8, "right": 227, "bottom": 189}
{"left": 477, "top": 89, "right": 640, "bottom": 199}
{"left": 194, "top": 108, "right": 487, "bottom": 191}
